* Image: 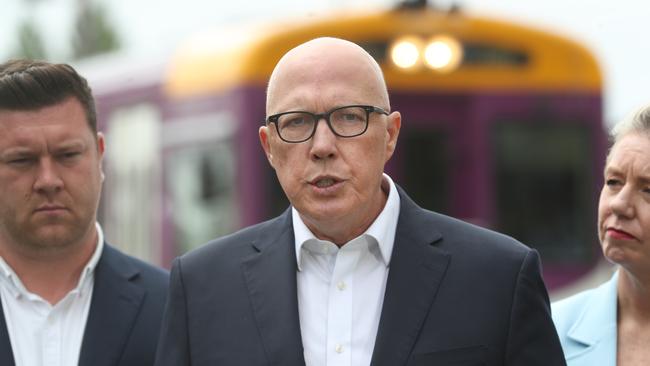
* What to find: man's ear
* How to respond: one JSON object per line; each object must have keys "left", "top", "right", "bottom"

{"left": 97, "top": 132, "right": 106, "bottom": 181}
{"left": 96, "top": 132, "right": 106, "bottom": 155}
{"left": 259, "top": 126, "right": 275, "bottom": 168}
{"left": 384, "top": 111, "right": 401, "bottom": 162}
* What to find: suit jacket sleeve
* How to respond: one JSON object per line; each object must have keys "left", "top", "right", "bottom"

{"left": 155, "top": 258, "right": 191, "bottom": 366}
{"left": 506, "top": 250, "right": 566, "bottom": 365}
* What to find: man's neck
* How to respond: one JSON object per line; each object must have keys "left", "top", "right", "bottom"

{"left": 304, "top": 186, "right": 388, "bottom": 247}
{"left": 0, "top": 232, "right": 98, "bottom": 305}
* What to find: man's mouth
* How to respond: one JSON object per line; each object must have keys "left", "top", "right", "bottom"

{"left": 310, "top": 176, "right": 342, "bottom": 189}
{"left": 34, "top": 204, "right": 66, "bottom": 213}
{"left": 314, "top": 178, "right": 336, "bottom": 188}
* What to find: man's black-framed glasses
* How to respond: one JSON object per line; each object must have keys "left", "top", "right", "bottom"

{"left": 265, "top": 105, "right": 389, "bottom": 143}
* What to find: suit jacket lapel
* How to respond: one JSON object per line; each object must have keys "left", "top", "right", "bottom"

{"left": 78, "top": 244, "right": 145, "bottom": 366}
{"left": 371, "top": 188, "right": 450, "bottom": 366}
{"left": 0, "top": 301, "right": 15, "bottom": 366}
{"left": 241, "top": 210, "right": 306, "bottom": 366}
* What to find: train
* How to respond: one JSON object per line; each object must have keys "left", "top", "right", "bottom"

{"left": 83, "top": 2, "right": 606, "bottom": 292}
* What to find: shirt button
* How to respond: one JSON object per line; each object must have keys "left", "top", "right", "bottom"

{"left": 335, "top": 344, "right": 344, "bottom": 353}
{"left": 337, "top": 281, "right": 346, "bottom": 291}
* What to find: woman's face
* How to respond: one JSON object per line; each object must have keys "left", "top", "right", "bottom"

{"left": 598, "top": 133, "right": 650, "bottom": 276}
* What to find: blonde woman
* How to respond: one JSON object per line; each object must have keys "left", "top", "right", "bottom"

{"left": 553, "top": 104, "right": 650, "bottom": 366}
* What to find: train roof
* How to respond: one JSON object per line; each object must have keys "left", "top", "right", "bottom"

{"left": 166, "top": 7, "right": 602, "bottom": 98}
{"left": 74, "top": 51, "right": 168, "bottom": 97}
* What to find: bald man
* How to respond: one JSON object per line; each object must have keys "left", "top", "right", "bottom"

{"left": 154, "top": 38, "right": 566, "bottom": 366}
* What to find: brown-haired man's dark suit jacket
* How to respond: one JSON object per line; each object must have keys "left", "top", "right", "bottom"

{"left": 0, "top": 244, "right": 168, "bottom": 366}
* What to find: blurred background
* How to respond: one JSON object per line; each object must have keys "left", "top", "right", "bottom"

{"left": 2, "top": 0, "right": 648, "bottom": 124}
{"left": 2, "top": 0, "right": 648, "bottom": 298}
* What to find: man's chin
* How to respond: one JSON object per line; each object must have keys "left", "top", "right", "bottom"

{"left": 24, "top": 226, "right": 85, "bottom": 251}
{"left": 299, "top": 203, "right": 354, "bottom": 228}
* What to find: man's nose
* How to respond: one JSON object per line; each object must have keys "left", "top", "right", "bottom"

{"left": 33, "top": 158, "right": 64, "bottom": 194}
{"left": 309, "top": 117, "right": 337, "bottom": 160}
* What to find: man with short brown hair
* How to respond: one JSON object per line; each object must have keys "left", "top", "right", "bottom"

{"left": 0, "top": 59, "right": 168, "bottom": 366}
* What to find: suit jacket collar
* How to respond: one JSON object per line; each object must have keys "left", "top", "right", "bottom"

{"left": 293, "top": 173, "right": 401, "bottom": 269}
{"left": 370, "top": 185, "right": 449, "bottom": 366}
{"left": 242, "top": 210, "right": 306, "bottom": 366}
{"left": 242, "top": 186, "right": 449, "bottom": 366}
{"left": 77, "top": 243, "right": 146, "bottom": 366}
{"left": 565, "top": 271, "right": 618, "bottom": 362}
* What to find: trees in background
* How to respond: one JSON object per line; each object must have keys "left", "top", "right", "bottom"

{"left": 71, "top": 0, "right": 120, "bottom": 59}
{"left": 12, "top": 0, "right": 120, "bottom": 60}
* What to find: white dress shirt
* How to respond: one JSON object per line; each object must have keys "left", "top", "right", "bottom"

{"left": 0, "top": 223, "right": 104, "bottom": 366}
{"left": 294, "top": 174, "right": 400, "bottom": 366}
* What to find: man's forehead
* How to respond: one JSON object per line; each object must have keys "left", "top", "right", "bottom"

{"left": 0, "top": 101, "right": 93, "bottom": 142}
{"left": 284, "top": 37, "right": 366, "bottom": 58}
{"left": 267, "top": 39, "right": 387, "bottom": 112}
{"left": 276, "top": 39, "right": 374, "bottom": 75}
{"left": 0, "top": 123, "right": 90, "bottom": 145}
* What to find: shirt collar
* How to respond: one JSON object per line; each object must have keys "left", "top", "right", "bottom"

{"left": 0, "top": 257, "right": 16, "bottom": 296}
{"left": 0, "top": 222, "right": 104, "bottom": 299}
{"left": 293, "top": 173, "right": 400, "bottom": 271}
{"left": 76, "top": 222, "right": 104, "bottom": 290}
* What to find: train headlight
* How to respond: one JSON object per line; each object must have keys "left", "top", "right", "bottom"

{"left": 389, "top": 37, "right": 422, "bottom": 70}
{"left": 424, "top": 35, "right": 463, "bottom": 73}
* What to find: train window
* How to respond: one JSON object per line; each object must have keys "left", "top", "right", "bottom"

{"left": 101, "top": 103, "right": 162, "bottom": 263}
{"left": 401, "top": 128, "right": 450, "bottom": 214}
{"left": 463, "top": 43, "right": 528, "bottom": 66}
{"left": 492, "top": 122, "right": 596, "bottom": 264}
{"left": 166, "top": 141, "right": 237, "bottom": 255}
{"left": 266, "top": 164, "right": 290, "bottom": 219}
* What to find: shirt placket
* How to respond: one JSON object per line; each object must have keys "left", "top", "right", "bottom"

{"left": 326, "top": 247, "right": 359, "bottom": 366}
{"left": 35, "top": 300, "right": 60, "bottom": 366}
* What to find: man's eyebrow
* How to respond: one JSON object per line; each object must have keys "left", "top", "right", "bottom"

{"left": 57, "top": 139, "right": 85, "bottom": 148}
{"left": 0, "top": 139, "right": 87, "bottom": 158}
{"left": 637, "top": 175, "right": 650, "bottom": 186}
{"left": 51, "top": 139, "right": 88, "bottom": 152}
{"left": 0, "top": 146, "right": 35, "bottom": 159}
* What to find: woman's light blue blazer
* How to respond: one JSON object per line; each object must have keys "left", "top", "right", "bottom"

{"left": 551, "top": 271, "right": 618, "bottom": 366}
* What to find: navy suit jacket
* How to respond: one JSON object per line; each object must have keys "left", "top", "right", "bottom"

{"left": 0, "top": 243, "right": 169, "bottom": 366}
{"left": 155, "top": 187, "right": 566, "bottom": 365}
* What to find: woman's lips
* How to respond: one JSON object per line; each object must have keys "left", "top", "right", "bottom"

{"left": 606, "top": 228, "right": 636, "bottom": 240}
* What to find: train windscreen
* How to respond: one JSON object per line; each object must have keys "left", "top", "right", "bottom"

{"left": 492, "top": 122, "right": 597, "bottom": 264}
{"left": 402, "top": 129, "right": 450, "bottom": 215}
